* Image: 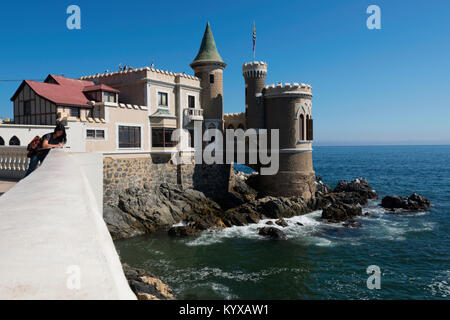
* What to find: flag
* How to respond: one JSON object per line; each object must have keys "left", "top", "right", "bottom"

{"left": 252, "top": 21, "right": 256, "bottom": 53}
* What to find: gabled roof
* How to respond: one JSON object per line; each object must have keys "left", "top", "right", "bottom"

{"left": 83, "top": 84, "right": 120, "bottom": 93}
{"left": 10, "top": 75, "right": 101, "bottom": 107}
{"left": 191, "top": 22, "right": 224, "bottom": 67}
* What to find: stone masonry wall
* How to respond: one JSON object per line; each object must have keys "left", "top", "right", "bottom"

{"left": 103, "top": 157, "right": 232, "bottom": 206}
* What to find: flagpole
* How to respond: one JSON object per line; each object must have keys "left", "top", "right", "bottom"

{"left": 252, "top": 21, "right": 256, "bottom": 62}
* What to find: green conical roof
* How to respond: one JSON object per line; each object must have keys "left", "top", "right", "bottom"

{"left": 191, "top": 22, "right": 223, "bottom": 65}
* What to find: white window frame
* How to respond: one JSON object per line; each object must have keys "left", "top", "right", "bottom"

{"left": 115, "top": 123, "right": 144, "bottom": 151}
{"left": 156, "top": 90, "right": 170, "bottom": 109}
{"left": 85, "top": 127, "right": 107, "bottom": 141}
{"left": 103, "top": 91, "right": 117, "bottom": 103}
{"left": 187, "top": 94, "right": 196, "bottom": 109}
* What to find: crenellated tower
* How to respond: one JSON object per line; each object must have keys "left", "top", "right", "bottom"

{"left": 190, "top": 22, "right": 226, "bottom": 131}
{"left": 242, "top": 61, "right": 267, "bottom": 129}
{"left": 256, "top": 82, "right": 315, "bottom": 199}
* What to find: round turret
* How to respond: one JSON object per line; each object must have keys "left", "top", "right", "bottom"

{"left": 242, "top": 61, "right": 268, "bottom": 129}
{"left": 256, "top": 81, "right": 315, "bottom": 199}
{"left": 242, "top": 61, "right": 267, "bottom": 78}
{"left": 190, "top": 22, "right": 226, "bottom": 130}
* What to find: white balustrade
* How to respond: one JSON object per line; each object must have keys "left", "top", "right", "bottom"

{"left": 0, "top": 146, "right": 29, "bottom": 179}
{"left": 184, "top": 108, "right": 204, "bottom": 123}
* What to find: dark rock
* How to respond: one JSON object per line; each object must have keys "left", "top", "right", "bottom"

{"left": 258, "top": 227, "right": 287, "bottom": 240}
{"left": 333, "top": 178, "right": 378, "bottom": 200}
{"left": 256, "top": 196, "right": 308, "bottom": 219}
{"left": 308, "top": 192, "right": 366, "bottom": 213}
{"left": 103, "top": 205, "right": 146, "bottom": 240}
{"left": 363, "top": 212, "right": 372, "bottom": 217}
{"left": 381, "top": 193, "right": 430, "bottom": 211}
{"left": 343, "top": 219, "right": 362, "bottom": 228}
{"left": 168, "top": 226, "right": 198, "bottom": 237}
{"left": 315, "top": 176, "right": 332, "bottom": 197}
{"left": 221, "top": 196, "right": 308, "bottom": 227}
{"left": 122, "top": 264, "right": 174, "bottom": 300}
{"left": 105, "top": 176, "right": 376, "bottom": 240}
{"left": 275, "top": 218, "right": 289, "bottom": 227}
{"left": 266, "top": 221, "right": 274, "bottom": 225}
{"left": 105, "top": 183, "right": 224, "bottom": 238}
{"left": 221, "top": 204, "right": 260, "bottom": 227}
{"left": 322, "top": 203, "right": 362, "bottom": 222}
{"left": 296, "top": 222, "right": 304, "bottom": 226}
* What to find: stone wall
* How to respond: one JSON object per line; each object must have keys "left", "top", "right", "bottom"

{"left": 103, "top": 157, "right": 232, "bottom": 205}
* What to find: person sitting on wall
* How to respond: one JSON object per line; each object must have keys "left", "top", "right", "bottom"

{"left": 24, "top": 123, "right": 67, "bottom": 177}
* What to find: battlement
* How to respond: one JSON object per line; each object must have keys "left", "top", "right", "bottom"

{"left": 264, "top": 82, "right": 313, "bottom": 98}
{"left": 242, "top": 61, "right": 268, "bottom": 78}
{"left": 223, "top": 112, "right": 245, "bottom": 121}
{"left": 80, "top": 67, "right": 199, "bottom": 81}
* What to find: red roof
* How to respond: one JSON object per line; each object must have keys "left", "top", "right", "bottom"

{"left": 83, "top": 83, "right": 120, "bottom": 93}
{"left": 10, "top": 74, "right": 118, "bottom": 107}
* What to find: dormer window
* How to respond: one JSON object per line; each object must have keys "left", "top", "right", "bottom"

{"left": 103, "top": 92, "right": 116, "bottom": 103}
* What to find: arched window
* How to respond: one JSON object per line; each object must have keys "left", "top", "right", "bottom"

{"left": 237, "top": 123, "right": 245, "bottom": 130}
{"left": 299, "top": 114, "right": 304, "bottom": 141}
{"left": 0, "top": 136, "right": 4, "bottom": 145}
{"left": 306, "top": 115, "right": 313, "bottom": 141}
{"left": 9, "top": 136, "right": 20, "bottom": 146}
{"left": 227, "top": 124, "right": 234, "bottom": 130}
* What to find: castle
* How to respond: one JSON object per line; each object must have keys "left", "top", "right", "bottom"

{"left": 1, "top": 22, "right": 315, "bottom": 199}
{"left": 189, "top": 22, "right": 315, "bottom": 199}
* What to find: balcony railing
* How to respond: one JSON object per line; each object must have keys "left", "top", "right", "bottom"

{"left": 0, "top": 146, "right": 29, "bottom": 179}
{"left": 183, "top": 108, "right": 203, "bottom": 123}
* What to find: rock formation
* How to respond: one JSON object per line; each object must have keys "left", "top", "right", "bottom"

{"left": 122, "top": 264, "right": 174, "bottom": 300}
{"left": 381, "top": 193, "right": 431, "bottom": 211}
{"left": 104, "top": 174, "right": 380, "bottom": 239}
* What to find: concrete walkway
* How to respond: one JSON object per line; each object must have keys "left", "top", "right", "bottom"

{"left": 0, "top": 149, "right": 136, "bottom": 299}
{"left": 0, "top": 179, "right": 18, "bottom": 196}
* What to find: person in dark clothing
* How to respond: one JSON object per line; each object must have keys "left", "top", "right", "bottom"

{"left": 24, "top": 123, "right": 67, "bottom": 177}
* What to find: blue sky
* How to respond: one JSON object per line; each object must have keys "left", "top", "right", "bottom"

{"left": 0, "top": 0, "right": 449, "bottom": 145}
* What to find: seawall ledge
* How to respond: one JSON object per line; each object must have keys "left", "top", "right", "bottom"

{"left": 0, "top": 149, "right": 135, "bottom": 300}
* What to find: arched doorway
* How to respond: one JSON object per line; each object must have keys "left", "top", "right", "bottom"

{"left": 0, "top": 137, "right": 4, "bottom": 145}
{"left": 9, "top": 136, "right": 20, "bottom": 146}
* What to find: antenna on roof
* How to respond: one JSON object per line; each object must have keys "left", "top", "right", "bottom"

{"left": 151, "top": 59, "right": 154, "bottom": 68}
{"left": 119, "top": 63, "right": 123, "bottom": 71}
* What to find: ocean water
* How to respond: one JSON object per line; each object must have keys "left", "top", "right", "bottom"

{"left": 115, "top": 145, "right": 450, "bottom": 299}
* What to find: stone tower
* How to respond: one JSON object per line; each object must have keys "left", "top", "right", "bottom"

{"left": 257, "top": 83, "right": 316, "bottom": 199}
{"left": 190, "top": 22, "right": 226, "bottom": 130}
{"left": 242, "top": 62, "right": 267, "bottom": 129}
